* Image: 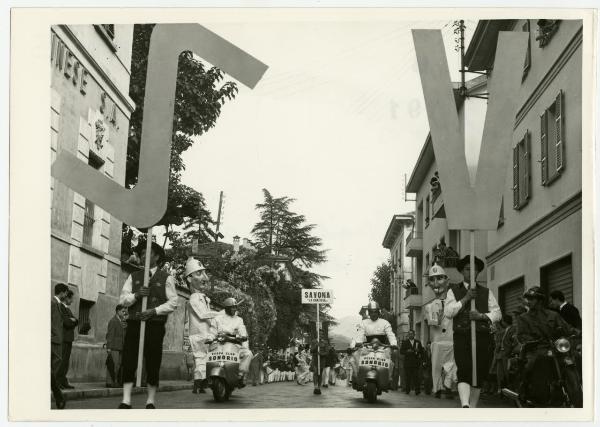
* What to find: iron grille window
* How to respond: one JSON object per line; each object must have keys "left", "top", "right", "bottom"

{"left": 78, "top": 299, "right": 94, "bottom": 335}
{"left": 82, "top": 199, "right": 95, "bottom": 246}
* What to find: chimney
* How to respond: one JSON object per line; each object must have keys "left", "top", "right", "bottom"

{"left": 233, "top": 235, "right": 240, "bottom": 253}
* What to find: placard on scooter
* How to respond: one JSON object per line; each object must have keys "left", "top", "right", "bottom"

{"left": 360, "top": 356, "right": 390, "bottom": 369}
{"left": 208, "top": 351, "right": 239, "bottom": 363}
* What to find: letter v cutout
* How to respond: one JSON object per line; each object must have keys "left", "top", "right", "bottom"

{"left": 412, "top": 30, "right": 528, "bottom": 230}
{"left": 51, "top": 24, "right": 268, "bottom": 228}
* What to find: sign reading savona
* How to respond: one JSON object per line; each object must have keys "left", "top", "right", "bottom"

{"left": 301, "top": 289, "right": 334, "bottom": 304}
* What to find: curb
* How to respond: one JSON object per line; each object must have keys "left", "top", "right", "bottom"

{"left": 52, "top": 383, "right": 193, "bottom": 401}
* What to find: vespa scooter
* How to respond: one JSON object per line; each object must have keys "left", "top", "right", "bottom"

{"left": 205, "top": 333, "right": 247, "bottom": 402}
{"left": 351, "top": 338, "right": 393, "bottom": 403}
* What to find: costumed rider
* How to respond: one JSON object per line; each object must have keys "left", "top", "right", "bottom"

{"left": 213, "top": 297, "right": 253, "bottom": 386}
{"left": 424, "top": 264, "right": 456, "bottom": 398}
{"left": 516, "top": 286, "right": 581, "bottom": 401}
{"left": 183, "top": 257, "right": 220, "bottom": 394}
{"left": 353, "top": 301, "right": 398, "bottom": 381}
{"left": 444, "top": 255, "right": 501, "bottom": 408}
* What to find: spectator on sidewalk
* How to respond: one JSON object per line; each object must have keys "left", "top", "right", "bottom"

{"left": 549, "top": 290, "right": 582, "bottom": 330}
{"left": 400, "top": 330, "right": 425, "bottom": 395}
{"left": 57, "top": 290, "right": 78, "bottom": 389}
{"left": 327, "top": 346, "right": 339, "bottom": 386}
{"left": 105, "top": 304, "right": 128, "bottom": 388}
{"left": 51, "top": 283, "right": 69, "bottom": 409}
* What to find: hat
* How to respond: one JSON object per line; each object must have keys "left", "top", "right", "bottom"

{"left": 457, "top": 255, "right": 484, "bottom": 272}
{"left": 366, "top": 301, "right": 380, "bottom": 311}
{"left": 222, "top": 297, "right": 243, "bottom": 307}
{"left": 134, "top": 241, "right": 165, "bottom": 261}
{"left": 523, "top": 286, "right": 545, "bottom": 300}
{"left": 428, "top": 264, "right": 447, "bottom": 277}
{"left": 184, "top": 257, "right": 206, "bottom": 278}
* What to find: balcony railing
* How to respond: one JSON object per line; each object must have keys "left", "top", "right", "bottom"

{"left": 406, "top": 231, "right": 423, "bottom": 257}
{"left": 406, "top": 230, "right": 423, "bottom": 246}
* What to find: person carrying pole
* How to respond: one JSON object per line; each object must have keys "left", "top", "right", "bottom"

{"left": 118, "top": 241, "right": 178, "bottom": 409}
{"left": 444, "top": 254, "right": 501, "bottom": 408}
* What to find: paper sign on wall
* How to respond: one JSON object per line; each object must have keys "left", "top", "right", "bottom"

{"left": 52, "top": 24, "right": 268, "bottom": 228}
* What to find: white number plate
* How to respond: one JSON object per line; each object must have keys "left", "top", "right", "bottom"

{"left": 360, "top": 356, "right": 390, "bottom": 368}
{"left": 207, "top": 351, "right": 239, "bottom": 363}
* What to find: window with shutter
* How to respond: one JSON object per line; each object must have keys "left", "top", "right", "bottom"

{"left": 555, "top": 90, "right": 564, "bottom": 172}
{"left": 541, "top": 111, "right": 548, "bottom": 184}
{"left": 513, "top": 145, "right": 519, "bottom": 208}
{"left": 541, "top": 90, "right": 565, "bottom": 185}
{"left": 513, "top": 132, "right": 531, "bottom": 210}
{"left": 522, "top": 20, "right": 531, "bottom": 80}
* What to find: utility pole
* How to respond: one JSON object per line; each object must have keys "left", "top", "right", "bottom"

{"left": 215, "top": 191, "right": 224, "bottom": 242}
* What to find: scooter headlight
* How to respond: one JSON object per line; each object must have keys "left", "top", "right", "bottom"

{"left": 555, "top": 337, "right": 571, "bottom": 353}
{"left": 219, "top": 361, "right": 225, "bottom": 367}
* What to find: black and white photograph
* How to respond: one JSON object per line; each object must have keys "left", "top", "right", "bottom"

{"left": 7, "top": 5, "right": 597, "bottom": 423}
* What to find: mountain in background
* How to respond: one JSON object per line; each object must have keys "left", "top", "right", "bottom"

{"left": 328, "top": 315, "right": 361, "bottom": 350}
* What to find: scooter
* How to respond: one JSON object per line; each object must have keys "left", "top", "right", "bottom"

{"left": 205, "top": 333, "right": 247, "bottom": 402}
{"left": 351, "top": 339, "right": 392, "bottom": 403}
{"left": 502, "top": 335, "right": 582, "bottom": 408}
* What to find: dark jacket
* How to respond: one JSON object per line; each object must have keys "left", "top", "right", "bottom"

{"left": 106, "top": 315, "right": 126, "bottom": 351}
{"left": 516, "top": 308, "right": 580, "bottom": 344}
{"left": 51, "top": 297, "right": 63, "bottom": 345}
{"left": 128, "top": 269, "right": 169, "bottom": 322}
{"left": 450, "top": 282, "right": 490, "bottom": 333}
{"left": 558, "top": 302, "right": 582, "bottom": 330}
{"left": 400, "top": 338, "right": 424, "bottom": 368}
{"left": 60, "top": 304, "right": 78, "bottom": 343}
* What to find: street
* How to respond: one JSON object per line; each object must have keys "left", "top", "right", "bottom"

{"left": 64, "top": 381, "right": 512, "bottom": 409}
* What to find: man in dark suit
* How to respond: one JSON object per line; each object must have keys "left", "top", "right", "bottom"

{"left": 400, "top": 330, "right": 424, "bottom": 395}
{"left": 51, "top": 283, "right": 69, "bottom": 409}
{"left": 58, "top": 290, "right": 78, "bottom": 389}
{"left": 106, "top": 304, "right": 128, "bottom": 387}
{"left": 549, "top": 290, "right": 582, "bottom": 330}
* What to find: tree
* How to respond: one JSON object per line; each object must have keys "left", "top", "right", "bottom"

{"left": 252, "top": 189, "right": 329, "bottom": 348}
{"left": 369, "top": 261, "right": 392, "bottom": 310}
{"left": 252, "top": 189, "right": 327, "bottom": 267}
{"left": 122, "top": 24, "right": 238, "bottom": 257}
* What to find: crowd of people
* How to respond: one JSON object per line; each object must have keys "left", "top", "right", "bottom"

{"left": 51, "top": 244, "right": 582, "bottom": 409}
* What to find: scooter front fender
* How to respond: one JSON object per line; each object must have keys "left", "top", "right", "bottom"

{"left": 365, "top": 369, "right": 378, "bottom": 381}
{"left": 209, "top": 366, "right": 226, "bottom": 378}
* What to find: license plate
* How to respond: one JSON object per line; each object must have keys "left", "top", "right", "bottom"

{"left": 360, "top": 356, "right": 390, "bottom": 368}
{"left": 207, "top": 351, "right": 239, "bottom": 363}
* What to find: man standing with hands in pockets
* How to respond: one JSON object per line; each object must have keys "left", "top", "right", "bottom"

{"left": 444, "top": 256, "right": 501, "bottom": 408}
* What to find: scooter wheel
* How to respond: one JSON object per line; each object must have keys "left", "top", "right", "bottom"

{"left": 365, "top": 382, "right": 378, "bottom": 403}
{"left": 212, "top": 378, "right": 228, "bottom": 402}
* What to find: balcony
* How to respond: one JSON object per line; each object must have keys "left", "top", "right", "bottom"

{"left": 406, "top": 230, "right": 423, "bottom": 257}
{"left": 403, "top": 287, "right": 422, "bottom": 309}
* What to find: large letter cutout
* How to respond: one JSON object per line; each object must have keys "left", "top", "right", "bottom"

{"left": 412, "top": 30, "right": 528, "bottom": 230}
{"left": 51, "top": 24, "right": 268, "bottom": 228}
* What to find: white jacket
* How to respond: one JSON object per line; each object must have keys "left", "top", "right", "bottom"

{"left": 355, "top": 318, "right": 397, "bottom": 346}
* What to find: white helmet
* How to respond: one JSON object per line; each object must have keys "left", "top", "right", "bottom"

{"left": 184, "top": 257, "right": 206, "bottom": 278}
{"left": 428, "top": 264, "right": 447, "bottom": 278}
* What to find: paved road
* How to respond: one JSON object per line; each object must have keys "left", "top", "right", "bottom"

{"left": 64, "top": 380, "right": 513, "bottom": 409}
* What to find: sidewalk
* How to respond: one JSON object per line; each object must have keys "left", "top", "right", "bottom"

{"left": 52, "top": 380, "right": 193, "bottom": 401}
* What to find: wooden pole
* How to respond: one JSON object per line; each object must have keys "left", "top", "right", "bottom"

{"left": 469, "top": 230, "right": 477, "bottom": 387}
{"left": 136, "top": 227, "right": 153, "bottom": 387}
{"left": 316, "top": 302, "right": 321, "bottom": 389}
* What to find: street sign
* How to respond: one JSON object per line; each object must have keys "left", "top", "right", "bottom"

{"left": 301, "top": 289, "right": 334, "bottom": 304}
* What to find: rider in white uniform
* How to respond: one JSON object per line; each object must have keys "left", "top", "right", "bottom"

{"left": 213, "top": 298, "right": 253, "bottom": 386}
{"left": 353, "top": 301, "right": 398, "bottom": 381}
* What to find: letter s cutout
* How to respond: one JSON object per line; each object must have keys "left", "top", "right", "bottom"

{"left": 51, "top": 24, "right": 268, "bottom": 228}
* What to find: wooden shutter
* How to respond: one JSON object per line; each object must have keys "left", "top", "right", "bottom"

{"left": 499, "top": 278, "right": 525, "bottom": 318}
{"left": 513, "top": 145, "right": 520, "bottom": 208}
{"left": 555, "top": 90, "right": 564, "bottom": 172}
{"left": 523, "top": 131, "right": 531, "bottom": 201}
{"left": 540, "top": 110, "right": 548, "bottom": 185}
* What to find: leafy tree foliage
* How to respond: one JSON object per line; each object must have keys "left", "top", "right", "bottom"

{"left": 369, "top": 261, "right": 392, "bottom": 310}
{"left": 251, "top": 189, "right": 329, "bottom": 348}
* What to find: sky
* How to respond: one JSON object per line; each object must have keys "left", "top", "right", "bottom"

{"left": 179, "top": 19, "right": 476, "bottom": 319}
